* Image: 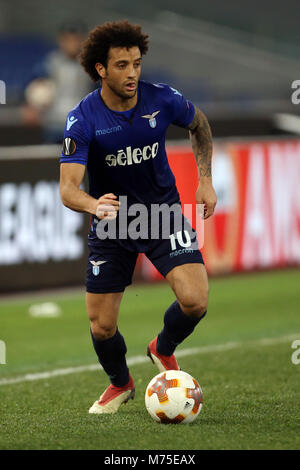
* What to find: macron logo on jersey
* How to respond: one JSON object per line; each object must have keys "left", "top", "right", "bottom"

{"left": 105, "top": 142, "right": 159, "bottom": 167}
{"left": 66, "top": 115, "right": 78, "bottom": 130}
{"left": 96, "top": 125, "right": 122, "bottom": 136}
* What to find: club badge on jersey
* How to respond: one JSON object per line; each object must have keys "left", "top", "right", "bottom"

{"left": 142, "top": 110, "right": 160, "bottom": 128}
{"left": 90, "top": 260, "right": 107, "bottom": 276}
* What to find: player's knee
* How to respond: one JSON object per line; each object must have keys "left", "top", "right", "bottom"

{"left": 182, "top": 301, "right": 208, "bottom": 319}
{"left": 178, "top": 288, "right": 208, "bottom": 319}
{"left": 90, "top": 320, "right": 116, "bottom": 341}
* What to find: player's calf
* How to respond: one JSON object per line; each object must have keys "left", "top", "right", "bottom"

{"left": 151, "top": 300, "right": 207, "bottom": 364}
{"left": 90, "top": 328, "right": 130, "bottom": 388}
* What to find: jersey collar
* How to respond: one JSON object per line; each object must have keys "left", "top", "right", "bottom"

{"left": 98, "top": 84, "right": 142, "bottom": 124}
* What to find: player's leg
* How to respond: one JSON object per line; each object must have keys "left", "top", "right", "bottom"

{"left": 166, "top": 263, "right": 208, "bottom": 318}
{"left": 147, "top": 263, "right": 208, "bottom": 371}
{"left": 146, "top": 211, "right": 208, "bottom": 371}
{"left": 87, "top": 292, "right": 129, "bottom": 387}
{"left": 86, "top": 240, "right": 137, "bottom": 414}
{"left": 157, "top": 263, "right": 208, "bottom": 355}
{"left": 87, "top": 291, "right": 135, "bottom": 415}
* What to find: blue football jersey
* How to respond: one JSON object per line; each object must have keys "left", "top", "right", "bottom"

{"left": 60, "top": 80, "right": 195, "bottom": 209}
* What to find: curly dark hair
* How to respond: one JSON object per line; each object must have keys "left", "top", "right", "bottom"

{"left": 79, "top": 20, "right": 149, "bottom": 82}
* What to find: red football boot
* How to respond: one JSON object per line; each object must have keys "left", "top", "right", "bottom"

{"left": 89, "top": 375, "right": 135, "bottom": 414}
{"left": 147, "top": 337, "right": 180, "bottom": 372}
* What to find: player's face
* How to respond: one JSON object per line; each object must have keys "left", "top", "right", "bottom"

{"left": 101, "top": 46, "right": 142, "bottom": 100}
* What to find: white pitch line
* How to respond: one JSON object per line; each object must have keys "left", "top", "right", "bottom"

{"left": 0, "top": 333, "right": 298, "bottom": 387}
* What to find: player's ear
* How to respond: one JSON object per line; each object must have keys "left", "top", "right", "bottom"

{"left": 95, "top": 63, "right": 106, "bottom": 79}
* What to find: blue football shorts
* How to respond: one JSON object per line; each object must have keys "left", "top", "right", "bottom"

{"left": 86, "top": 213, "right": 204, "bottom": 294}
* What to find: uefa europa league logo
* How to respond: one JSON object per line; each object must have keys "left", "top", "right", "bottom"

{"left": 0, "top": 80, "right": 6, "bottom": 104}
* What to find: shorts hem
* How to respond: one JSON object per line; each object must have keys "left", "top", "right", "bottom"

{"left": 158, "top": 256, "right": 204, "bottom": 278}
{"left": 86, "top": 285, "right": 128, "bottom": 294}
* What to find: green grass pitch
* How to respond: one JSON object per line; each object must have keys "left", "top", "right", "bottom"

{"left": 0, "top": 269, "right": 299, "bottom": 450}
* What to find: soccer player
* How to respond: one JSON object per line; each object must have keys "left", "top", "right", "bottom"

{"left": 59, "top": 20, "right": 217, "bottom": 414}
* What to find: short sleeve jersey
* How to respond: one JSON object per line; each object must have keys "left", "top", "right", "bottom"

{"left": 60, "top": 80, "right": 195, "bottom": 208}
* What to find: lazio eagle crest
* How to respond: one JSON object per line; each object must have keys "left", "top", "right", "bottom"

{"left": 142, "top": 110, "right": 160, "bottom": 128}
{"left": 90, "top": 260, "right": 107, "bottom": 276}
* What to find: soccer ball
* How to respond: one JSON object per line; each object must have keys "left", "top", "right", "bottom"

{"left": 145, "top": 370, "right": 203, "bottom": 424}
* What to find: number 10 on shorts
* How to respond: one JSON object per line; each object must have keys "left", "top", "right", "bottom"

{"left": 169, "top": 230, "right": 192, "bottom": 251}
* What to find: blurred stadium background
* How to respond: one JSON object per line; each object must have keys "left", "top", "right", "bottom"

{"left": 0, "top": 0, "right": 299, "bottom": 450}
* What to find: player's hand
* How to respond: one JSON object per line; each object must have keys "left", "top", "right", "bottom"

{"left": 196, "top": 179, "right": 217, "bottom": 219}
{"left": 96, "top": 193, "right": 120, "bottom": 220}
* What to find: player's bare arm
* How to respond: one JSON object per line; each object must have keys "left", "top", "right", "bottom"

{"left": 187, "top": 106, "right": 217, "bottom": 219}
{"left": 60, "top": 162, "right": 119, "bottom": 219}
